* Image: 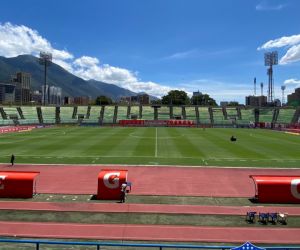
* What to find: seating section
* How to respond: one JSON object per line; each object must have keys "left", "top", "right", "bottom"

{"left": 172, "top": 107, "right": 182, "bottom": 119}
{"left": 157, "top": 106, "right": 170, "bottom": 120}
{"left": 3, "top": 107, "right": 20, "bottom": 119}
{"left": 130, "top": 106, "right": 140, "bottom": 119}
{"left": 259, "top": 108, "right": 274, "bottom": 123}
{"left": 83, "top": 106, "right": 101, "bottom": 123}
{"left": 141, "top": 106, "right": 154, "bottom": 120}
{"left": 185, "top": 107, "right": 197, "bottom": 121}
{"left": 198, "top": 107, "right": 211, "bottom": 124}
{"left": 102, "top": 106, "right": 115, "bottom": 123}
{"left": 212, "top": 108, "right": 232, "bottom": 126}
{"left": 276, "top": 108, "right": 296, "bottom": 124}
{"left": 60, "top": 107, "right": 77, "bottom": 123}
{"left": 77, "top": 106, "right": 88, "bottom": 118}
{"left": 41, "top": 106, "right": 56, "bottom": 124}
{"left": 19, "top": 107, "right": 39, "bottom": 124}
{"left": 117, "top": 106, "right": 128, "bottom": 121}
{"left": 238, "top": 108, "right": 255, "bottom": 125}
{"left": 0, "top": 106, "right": 297, "bottom": 126}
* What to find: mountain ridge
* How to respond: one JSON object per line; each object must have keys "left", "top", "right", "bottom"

{"left": 0, "top": 54, "right": 139, "bottom": 100}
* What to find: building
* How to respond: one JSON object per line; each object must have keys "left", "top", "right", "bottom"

{"left": 31, "top": 90, "right": 42, "bottom": 105}
{"left": 120, "top": 94, "right": 150, "bottom": 105}
{"left": 64, "top": 96, "right": 74, "bottom": 105}
{"left": 137, "top": 94, "right": 150, "bottom": 105}
{"left": 245, "top": 95, "right": 267, "bottom": 106}
{"left": 0, "top": 83, "right": 16, "bottom": 104}
{"left": 192, "top": 91, "right": 202, "bottom": 98}
{"left": 49, "top": 86, "right": 62, "bottom": 105}
{"left": 42, "top": 85, "right": 62, "bottom": 105}
{"left": 220, "top": 101, "right": 228, "bottom": 107}
{"left": 287, "top": 88, "right": 300, "bottom": 106}
{"left": 11, "top": 72, "right": 31, "bottom": 104}
{"left": 74, "top": 96, "right": 90, "bottom": 105}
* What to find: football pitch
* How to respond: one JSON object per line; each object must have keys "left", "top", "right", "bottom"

{"left": 0, "top": 126, "right": 299, "bottom": 167}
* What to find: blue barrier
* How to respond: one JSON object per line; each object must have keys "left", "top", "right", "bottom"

{"left": 0, "top": 238, "right": 299, "bottom": 250}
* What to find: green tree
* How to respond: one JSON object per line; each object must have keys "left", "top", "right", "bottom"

{"left": 191, "top": 93, "right": 217, "bottom": 106}
{"left": 161, "top": 90, "right": 190, "bottom": 105}
{"left": 227, "top": 101, "right": 239, "bottom": 106}
{"left": 95, "top": 95, "right": 113, "bottom": 105}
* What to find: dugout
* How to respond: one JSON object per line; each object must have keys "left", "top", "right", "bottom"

{"left": 97, "top": 169, "right": 129, "bottom": 200}
{"left": 0, "top": 171, "right": 40, "bottom": 198}
{"left": 250, "top": 175, "right": 300, "bottom": 203}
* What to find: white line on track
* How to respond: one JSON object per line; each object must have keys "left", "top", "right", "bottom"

{"left": 155, "top": 127, "right": 158, "bottom": 158}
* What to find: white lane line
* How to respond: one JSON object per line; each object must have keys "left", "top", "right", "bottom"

{"left": 155, "top": 127, "right": 158, "bottom": 158}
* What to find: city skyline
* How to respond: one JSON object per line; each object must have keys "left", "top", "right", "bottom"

{"left": 0, "top": 0, "right": 300, "bottom": 104}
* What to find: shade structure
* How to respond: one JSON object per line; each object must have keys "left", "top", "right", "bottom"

{"left": 97, "top": 169, "right": 128, "bottom": 200}
{"left": 0, "top": 171, "right": 40, "bottom": 198}
{"left": 250, "top": 175, "right": 300, "bottom": 203}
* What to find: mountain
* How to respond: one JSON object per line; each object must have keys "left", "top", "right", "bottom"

{"left": 0, "top": 54, "right": 138, "bottom": 100}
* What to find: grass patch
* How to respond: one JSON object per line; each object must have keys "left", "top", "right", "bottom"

{"left": 2, "top": 194, "right": 299, "bottom": 207}
{"left": 0, "top": 210, "right": 298, "bottom": 227}
{"left": 0, "top": 127, "right": 299, "bottom": 167}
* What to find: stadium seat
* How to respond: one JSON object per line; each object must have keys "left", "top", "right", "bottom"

{"left": 258, "top": 212, "right": 269, "bottom": 224}
{"left": 246, "top": 211, "right": 256, "bottom": 223}
{"left": 278, "top": 213, "right": 288, "bottom": 225}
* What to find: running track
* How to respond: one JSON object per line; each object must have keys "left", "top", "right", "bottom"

{"left": 0, "top": 221, "right": 300, "bottom": 244}
{"left": 1, "top": 164, "right": 300, "bottom": 197}
{"left": 1, "top": 201, "right": 300, "bottom": 215}
{"left": 1, "top": 164, "right": 300, "bottom": 244}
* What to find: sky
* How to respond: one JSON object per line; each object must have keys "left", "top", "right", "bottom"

{"left": 0, "top": 0, "right": 300, "bottom": 104}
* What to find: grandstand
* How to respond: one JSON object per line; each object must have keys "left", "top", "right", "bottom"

{"left": 0, "top": 105, "right": 299, "bottom": 127}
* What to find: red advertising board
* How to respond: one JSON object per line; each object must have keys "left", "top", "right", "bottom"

{"left": 250, "top": 175, "right": 300, "bottom": 203}
{"left": 0, "top": 171, "right": 40, "bottom": 198}
{"left": 97, "top": 169, "right": 128, "bottom": 200}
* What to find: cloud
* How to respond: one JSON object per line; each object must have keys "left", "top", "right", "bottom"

{"left": 0, "top": 22, "right": 73, "bottom": 60}
{"left": 258, "top": 34, "right": 300, "bottom": 50}
{"left": 164, "top": 49, "right": 198, "bottom": 60}
{"left": 284, "top": 78, "right": 300, "bottom": 85}
{"left": 0, "top": 22, "right": 176, "bottom": 98}
{"left": 258, "top": 34, "right": 300, "bottom": 65}
{"left": 256, "top": 0, "right": 286, "bottom": 11}
{"left": 280, "top": 44, "right": 300, "bottom": 64}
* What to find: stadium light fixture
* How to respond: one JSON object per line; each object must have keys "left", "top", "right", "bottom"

{"left": 264, "top": 51, "right": 278, "bottom": 103}
{"left": 39, "top": 52, "right": 52, "bottom": 106}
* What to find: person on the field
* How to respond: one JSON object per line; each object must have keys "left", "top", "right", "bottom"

{"left": 10, "top": 154, "right": 15, "bottom": 166}
{"left": 120, "top": 182, "right": 127, "bottom": 203}
{"left": 230, "top": 136, "right": 237, "bottom": 142}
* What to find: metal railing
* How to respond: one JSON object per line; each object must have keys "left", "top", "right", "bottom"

{"left": 0, "top": 239, "right": 299, "bottom": 250}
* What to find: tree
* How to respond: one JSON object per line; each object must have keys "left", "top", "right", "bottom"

{"left": 161, "top": 90, "right": 190, "bottom": 105}
{"left": 191, "top": 93, "right": 217, "bottom": 106}
{"left": 95, "top": 95, "right": 113, "bottom": 105}
{"left": 227, "top": 101, "right": 239, "bottom": 106}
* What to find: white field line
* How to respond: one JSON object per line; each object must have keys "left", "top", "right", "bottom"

{"left": 1, "top": 162, "right": 300, "bottom": 170}
{"left": 0, "top": 154, "right": 300, "bottom": 161}
{"left": 155, "top": 127, "right": 158, "bottom": 158}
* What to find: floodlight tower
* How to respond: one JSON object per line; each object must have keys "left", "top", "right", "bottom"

{"left": 254, "top": 77, "right": 256, "bottom": 96}
{"left": 260, "top": 82, "right": 263, "bottom": 96}
{"left": 281, "top": 85, "right": 286, "bottom": 105}
{"left": 264, "top": 51, "right": 278, "bottom": 103}
{"left": 39, "top": 52, "right": 52, "bottom": 105}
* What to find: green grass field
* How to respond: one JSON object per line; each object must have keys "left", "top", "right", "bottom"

{"left": 0, "top": 126, "right": 299, "bottom": 167}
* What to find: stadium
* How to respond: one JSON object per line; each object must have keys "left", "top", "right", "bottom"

{"left": 0, "top": 104, "right": 300, "bottom": 249}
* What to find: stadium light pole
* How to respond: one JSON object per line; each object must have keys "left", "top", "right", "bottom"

{"left": 264, "top": 51, "right": 278, "bottom": 103}
{"left": 39, "top": 52, "right": 52, "bottom": 106}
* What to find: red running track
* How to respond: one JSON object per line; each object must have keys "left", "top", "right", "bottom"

{"left": 1, "top": 164, "right": 300, "bottom": 197}
{"left": 1, "top": 201, "right": 300, "bottom": 215}
{"left": 0, "top": 221, "right": 300, "bottom": 244}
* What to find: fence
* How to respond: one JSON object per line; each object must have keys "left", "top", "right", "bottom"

{"left": 0, "top": 239, "right": 299, "bottom": 250}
